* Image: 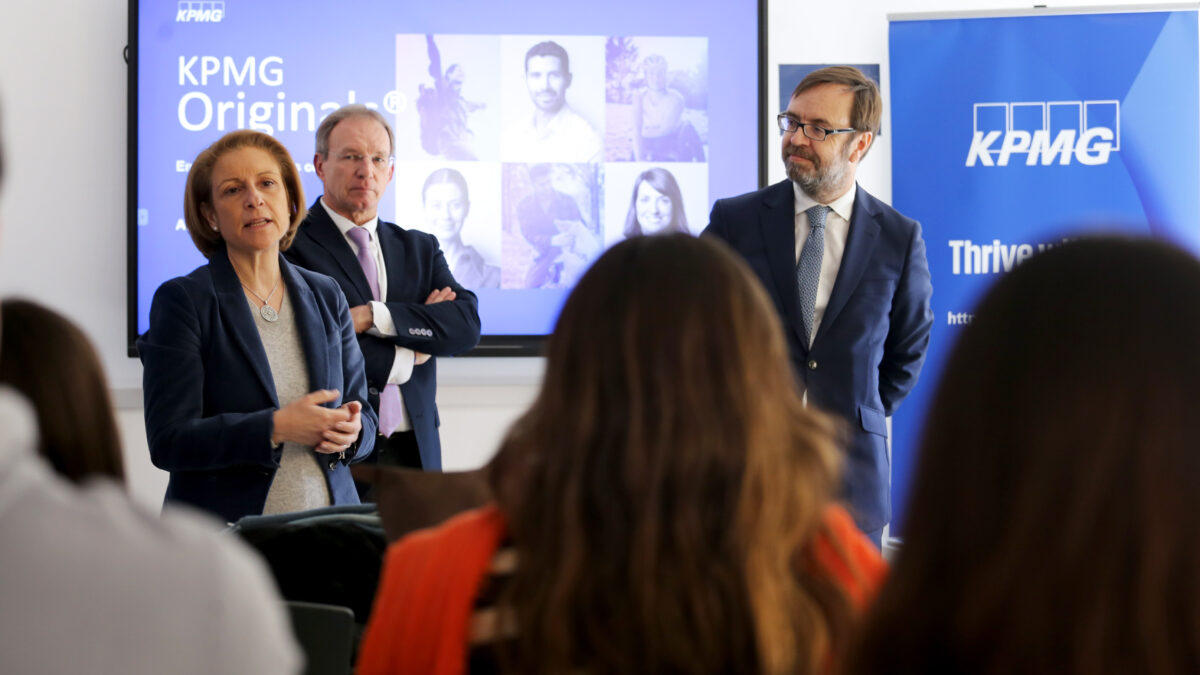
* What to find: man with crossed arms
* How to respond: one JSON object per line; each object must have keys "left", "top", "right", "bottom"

{"left": 286, "top": 105, "right": 480, "bottom": 484}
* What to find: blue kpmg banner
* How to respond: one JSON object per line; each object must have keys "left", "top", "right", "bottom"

{"left": 888, "top": 9, "right": 1200, "bottom": 535}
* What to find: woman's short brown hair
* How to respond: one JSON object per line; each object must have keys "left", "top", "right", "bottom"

{"left": 182, "top": 130, "right": 305, "bottom": 257}
{"left": 0, "top": 299, "right": 125, "bottom": 484}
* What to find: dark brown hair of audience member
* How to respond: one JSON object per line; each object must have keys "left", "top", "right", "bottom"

{"left": 183, "top": 130, "right": 305, "bottom": 257}
{"left": 845, "top": 235, "right": 1200, "bottom": 675}
{"left": 791, "top": 65, "right": 881, "bottom": 158}
{"left": 488, "top": 234, "right": 854, "bottom": 674}
{"left": 0, "top": 299, "right": 125, "bottom": 484}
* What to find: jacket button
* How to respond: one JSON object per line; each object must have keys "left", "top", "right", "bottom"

{"left": 368, "top": 387, "right": 379, "bottom": 395}
{"left": 807, "top": 360, "right": 818, "bottom": 370}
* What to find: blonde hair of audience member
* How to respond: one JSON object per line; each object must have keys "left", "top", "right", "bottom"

{"left": 846, "top": 235, "right": 1200, "bottom": 675}
{"left": 0, "top": 299, "right": 124, "bottom": 484}
{"left": 487, "top": 233, "right": 854, "bottom": 674}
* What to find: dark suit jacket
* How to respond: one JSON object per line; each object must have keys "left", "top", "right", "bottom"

{"left": 284, "top": 199, "right": 482, "bottom": 470}
{"left": 138, "top": 247, "right": 377, "bottom": 523}
{"left": 703, "top": 181, "right": 933, "bottom": 532}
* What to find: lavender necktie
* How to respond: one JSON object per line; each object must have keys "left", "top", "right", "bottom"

{"left": 346, "top": 226, "right": 404, "bottom": 437}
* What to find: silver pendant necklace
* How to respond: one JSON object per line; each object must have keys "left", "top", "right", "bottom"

{"left": 243, "top": 277, "right": 281, "bottom": 322}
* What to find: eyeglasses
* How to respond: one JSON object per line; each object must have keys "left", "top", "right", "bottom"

{"left": 776, "top": 114, "right": 857, "bottom": 141}
{"left": 336, "top": 153, "right": 395, "bottom": 170}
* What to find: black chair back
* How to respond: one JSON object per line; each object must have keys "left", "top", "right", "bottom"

{"left": 286, "top": 601, "right": 356, "bottom": 675}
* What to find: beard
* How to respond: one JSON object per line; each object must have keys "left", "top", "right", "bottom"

{"left": 783, "top": 143, "right": 852, "bottom": 200}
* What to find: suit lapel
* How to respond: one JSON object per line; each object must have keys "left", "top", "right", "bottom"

{"left": 816, "top": 186, "right": 880, "bottom": 343}
{"left": 304, "top": 200, "right": 376, "bottom": 304}
{"left": 210, "top": 248, "right": 278, "bottom": 406}
{"left": 375, "top": 221, "right": 409, "bottom": 302}
{"left": 758, "top": 181, "right": 807, "bottom": 350}
{"left": 280, "top": 256, "right": 331, "bottom": 392}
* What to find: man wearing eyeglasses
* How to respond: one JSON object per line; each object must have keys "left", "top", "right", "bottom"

{"left": 703, "top": 66, "right": 933, "bottom": 547}
{"left": 287, "top": 105, "right": 481, "bottom": 483}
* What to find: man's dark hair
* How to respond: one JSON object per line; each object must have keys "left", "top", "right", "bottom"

{"left": 525, "top": 41, "right": 570, "bottom": 75}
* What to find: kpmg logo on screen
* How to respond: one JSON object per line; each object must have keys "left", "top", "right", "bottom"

{"left": 176, "top": 1, "right": 224, "bottom": 22}
{"left": 966, "top": 100, "right": 1120, "bottom": 167}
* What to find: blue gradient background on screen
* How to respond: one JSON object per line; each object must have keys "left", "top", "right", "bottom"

{"left": 135, "top": 0, "right": 760, "bottom": 336}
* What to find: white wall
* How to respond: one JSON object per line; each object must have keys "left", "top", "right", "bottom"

{"left": 0, "top": 0, "right": 1156, "bottom": 508}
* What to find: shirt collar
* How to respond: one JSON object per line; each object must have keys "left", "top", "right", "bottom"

{"left": 792, "top": 181, "right": 857, "bottom": 223}
{"left": 320, "top": 197, "right": 379, "bottom": 240}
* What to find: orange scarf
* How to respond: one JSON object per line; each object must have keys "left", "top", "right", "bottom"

{"left": 356, "top": 503, "right": 884, "bottom": 674}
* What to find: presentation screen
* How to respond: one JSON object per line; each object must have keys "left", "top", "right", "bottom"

{"left": 129, "top": 0, "right": 763, "bottom": 353}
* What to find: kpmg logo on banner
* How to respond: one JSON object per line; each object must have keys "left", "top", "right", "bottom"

{"left": 176, "top": 1, "right": 225, "bottom": 22}
{"left": 966, "top": 100, "right": 1120, "bottom": 167}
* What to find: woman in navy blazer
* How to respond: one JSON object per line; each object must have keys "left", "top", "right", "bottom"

{"left": 139, "top": 130, "right": 375, "bottom": 523}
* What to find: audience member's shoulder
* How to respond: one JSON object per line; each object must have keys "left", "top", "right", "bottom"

{"left": 0, "top": 386, "right": 36, "bottom": 464}
{"left": 0, "top": 385, "right": 32, "bottom": 426}
{"left": 0, "top": 388, "right": 300, "bottom": 673}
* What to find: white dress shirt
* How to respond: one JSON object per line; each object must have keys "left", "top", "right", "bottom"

{"left": 320, "top": 199, "right": 414, "bottom": 431}
{"left": 503, "top": 104, "right": 603, "bottom": 163}
{"left": 793, "top": 182, "right": 857, "bottom": 347}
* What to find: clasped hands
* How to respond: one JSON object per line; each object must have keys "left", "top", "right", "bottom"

{"left": 271, "top": 390, "right": 362, "bottom": 454}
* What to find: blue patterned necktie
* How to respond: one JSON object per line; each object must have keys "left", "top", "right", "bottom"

{"left": 796, "top": 205, "right": 830, "bottom": 346}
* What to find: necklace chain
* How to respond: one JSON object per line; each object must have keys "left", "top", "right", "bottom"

{"left": 242, "top": 276, "right": 280, "bottom": 308}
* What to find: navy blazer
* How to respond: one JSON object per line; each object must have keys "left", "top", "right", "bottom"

{"left": 284, "top": 199, "right": 481, "bottom": 470}
{"left": 703, "top": 181, "right": 933, "bottom": 533}
{"left": 138, "top": 247, "right": 377, "bottom": 523}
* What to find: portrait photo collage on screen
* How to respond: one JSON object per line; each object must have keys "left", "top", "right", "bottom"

{"left": 392, "top": 34, "right": 711, "bottom": 293}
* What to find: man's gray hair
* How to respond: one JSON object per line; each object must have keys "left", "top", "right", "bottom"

{"left": 315, "top": 105, "right": 395, "bottom": 158}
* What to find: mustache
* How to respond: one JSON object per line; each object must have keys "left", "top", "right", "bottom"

{"left": 786, "top": 148, "right": 819, "bottom": 163}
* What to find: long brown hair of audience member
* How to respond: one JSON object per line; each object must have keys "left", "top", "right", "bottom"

{"left": 846, "top": 235, "right": 1200, "bottom": 675}
{"left": 0, "top": 299, "right": 125, "bottom": 484}
{"left": 487, "top": 233, "right": 854, "bottom": 674}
